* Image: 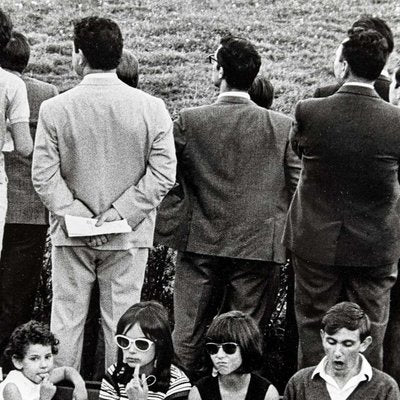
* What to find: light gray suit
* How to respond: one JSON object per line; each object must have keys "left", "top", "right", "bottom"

{"left": 32, "top": 72, "right": 176, "bottom": 369}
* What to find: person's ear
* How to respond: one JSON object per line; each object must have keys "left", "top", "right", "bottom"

{"left": 359, "top": 336, "right": 372, "bottom": 353}
{"left": 218, "top": 66, "right": 224, "bottom": 79}
{"left": 340, "top": 59, "right": 350, "bottom": 81}
{"left": 320, "top": 329, "right": 325, "bottom": 341}
{"left": 12, "top": 355, "right": 23, "bottom": 370}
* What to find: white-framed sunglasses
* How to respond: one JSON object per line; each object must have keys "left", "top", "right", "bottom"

{"left": 114, "top": 334, "right": 154, "bottom": 352}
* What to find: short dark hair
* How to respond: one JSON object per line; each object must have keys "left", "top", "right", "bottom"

{"left": 351, "top": 15, "right": 393, "bottom": 54}
{"left": 342, "top": 28, "right": 388, "bottom": 81}
{"left": 117, "top": 49, "right": 139, "bottom": 88}
{"left": 73, "top": 16, "right": 122, "bottom": 70}
{"left": 1, "top": 31, "right": 30, "bottom": 73}
{"left": 249, "top": 76, "right": 274, "bottom": 109}
{"left": 205, "top": 311, "right": 263, "bottom": 374}
{"left": 0, "top": 9, "right": 12, "bottom": 61}
{"left": 4, "top": 321, "right": 59, "bottom": 361}
{"left": 113, "top": 301, "right": 173, "bottom": 393}
{"left": 216, "top": 36, "right": 261, "bottom": 91}
{"left": 321, "top": 302, "right": 371, "bottom": 342}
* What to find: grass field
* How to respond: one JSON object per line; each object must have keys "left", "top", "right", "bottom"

{"left": 3, "top": 0, "right": 400, "bottom": 389}
{"left": 2, "top": 0, "right": 400, "bottom": 116}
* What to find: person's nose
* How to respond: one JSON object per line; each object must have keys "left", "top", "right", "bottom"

{"left": 128, "top": 343, "right": 136, "bottom": 353}
{"left": 215, "top": 347, "right": 225, "bottom": 358}
{"left": 40, "top": 358, "right": 49, "bottom": 369}
{"left": 333, "top": 344, "right": 343, "bottom": 357}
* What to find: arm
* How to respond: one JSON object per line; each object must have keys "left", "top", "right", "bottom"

{"left": 3, "top": 383, "right": 22, "bottom": 400}
{"left": 111, "top": 102, "right": 176, "bottom": 230}
{"left": 7, "top": 76, "right": 32, "bottom": 156}
{"left": 264, "top": 384, "right": 280, "bottom": 400}
{"left": 48, "top": 367, "right": 87, "bottom": 400}
{"left": 188, "top": 387, "right": 201, "bottom": 400}
{"left": 10, "top": 121, "right": 32, "bottom": 156}
{"left": 285, "top": 131, "right": 301, "bottom": 199}
{"left": 289, "top": 101, "right": 302, "bottom": 159}
{"left": 32, "top": 102, "right": 94, "bottom": 225}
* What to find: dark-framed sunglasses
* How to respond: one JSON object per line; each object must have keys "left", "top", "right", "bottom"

{"left": 114, "top": 334, "right": 154, "bottom": 352}
{"left": 205, "top": 342, "right": 239, "bottom": 355}
{"left": 207, "top": 54, "right": 218, "bottom": 64}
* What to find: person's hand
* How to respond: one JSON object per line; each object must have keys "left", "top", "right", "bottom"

{"left": 72, "top": 383, "right": 88, "bottom": 400}
{"left": 95, "top": 207, "right": 122, "bottom": 227}
{"left": 125, "top": 365, "right": 148, "bottom": 400}
{"left": 40, "top": 377, "right": 57, "bottom": 400}
{"left": 83, "top": 234, "right": 109, "bottom": 247}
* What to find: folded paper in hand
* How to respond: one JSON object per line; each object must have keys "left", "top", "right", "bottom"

{"left": 65, "top": 215, "right": 132, "bottom": 237}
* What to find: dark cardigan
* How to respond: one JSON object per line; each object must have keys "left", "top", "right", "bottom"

{"left": 283, "top": 366, "right": 400, "bottom": 400}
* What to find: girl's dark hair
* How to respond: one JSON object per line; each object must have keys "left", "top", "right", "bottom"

{"left": 0, "top": 9, "right": 12, "bottom": 61}
{"left": 205, "top": 311, "right": 263, "bottom": 374}
{"left": 4, "top": 321, "right": 59, "bottom": 361}
{"left": 1, "top": 31, "right": 30, "bottom": 73}
{"left": 112, "top": 301, "right": 173, "bottom": 393}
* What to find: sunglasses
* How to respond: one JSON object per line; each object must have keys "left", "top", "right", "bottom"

{"left": 207, "top": 54, "right": 218, "bottom": 64}
{"left": 115, "top": 335, "right": 154, "bottom": 352}
{"left": 205, "top": 342, "right": 239, "bottom": 355}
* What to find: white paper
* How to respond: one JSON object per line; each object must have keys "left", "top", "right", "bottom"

{"left": 65, "top": 215, "right": 132, "bottom": 237}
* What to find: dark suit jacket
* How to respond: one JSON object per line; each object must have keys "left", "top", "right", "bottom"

{"left": 155, "top": 95, "right": 301, "bottom": 262}
{"left": 5, "top": 74, "right": 58, "bottom": 224}
{"left": 313, "top": 74, "right": 391, "bottom": 101}
{"left": 283, "top": 85, "right": 400, "bottom": 266}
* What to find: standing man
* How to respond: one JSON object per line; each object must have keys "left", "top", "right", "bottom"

{"left": 314, "top": 15, "right": 393, "bottom": 101}
{"left": 283, "top": 28, "right": 400, "bottom": 369}
{"left": 158, "top": 35, "right": 300, "bottom": 380}
{"left": 0, "top": 31, "right": 58, "bottom": 369}
{"left": 32, "top": 16, "right": 176, "bottom": 370}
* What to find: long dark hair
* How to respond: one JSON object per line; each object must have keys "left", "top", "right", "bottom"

{"left": 112, "top": 301, "right": 173, "bottom": 393}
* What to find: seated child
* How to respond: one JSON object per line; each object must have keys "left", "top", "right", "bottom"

{"left": 0, "top": 321, "right": 87, "bottom": 400}
{"left": 100, "top": 301, "right": 191, "bottom": 400}
{"left": 189, "top": 311, "right": 279, "bottom": 400}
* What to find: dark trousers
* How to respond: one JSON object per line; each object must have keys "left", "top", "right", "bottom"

{"left": 384, "top": 266, "right": 400, "bottom": 383}
{"left": 293, "top": 254, "right": 397, "bottom": 370}
{"left": 0, "top": 223, "right": 48, "bottom": 365}
{"left": 172, "top": 251, "right": 281, "bottom": 380}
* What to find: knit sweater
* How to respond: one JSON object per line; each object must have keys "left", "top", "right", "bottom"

{"left": 283, "top": 366, "right": 400, "bottom": 400}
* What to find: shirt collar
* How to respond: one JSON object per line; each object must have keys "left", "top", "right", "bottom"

{"left": 312, "top": 354, "right": 373, "bottom": 382}
{"left": 380, "top": 69, "right": 390, "bottom": 78}
{"left": 218, "top": 91, "right": 250, "bottom": 100}
{"left": 342, "top": 81, "right": 375, "bottom": 90}
{"left": 81, "top": 72, "right": 120, "bottom": 84}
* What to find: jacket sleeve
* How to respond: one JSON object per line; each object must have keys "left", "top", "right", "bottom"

{"left": 290, "top": 101, "right": 303, "bottom": 159}
{"left": 32, "top": 101, "right": 94, "bottom": 218}
{"left": 112, "top": 100, "right": 177, "bottom": 229}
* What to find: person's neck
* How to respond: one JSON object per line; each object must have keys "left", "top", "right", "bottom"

{"left": 343, "top": 73, "right": 374, "bottom": 86}
{"left": 219, "top": 80, "right": 246, "bottom": 94}
{"left": 327, "top": 356, "right": 362, "bottom": 389}
{"left": 218, "top": 373, "right": 251, "bottom": 391}
{"left": 82, "top": 66, "right": 116, "bottom": 77}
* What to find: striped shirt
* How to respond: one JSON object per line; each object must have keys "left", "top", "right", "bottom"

{"left": 100, "top": 364, "right": 191, "bottom": 400}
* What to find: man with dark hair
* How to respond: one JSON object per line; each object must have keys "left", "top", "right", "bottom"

{"left": 314, "top": 15, "right": 393, "bottom": 101}
{"left": 0, "top": 31, "right": 58, "bottom": 370}
{"left": 284, "top": 302, "right": 399, "bottom": 399}
{"left": 156, "top": 35, "right": 300, "bottom": 380}
{"left": 32, "top": 16, "right": 176, "bottom": 370}
{"left": 283, "top": 29, "right": 400, "bottom": 370}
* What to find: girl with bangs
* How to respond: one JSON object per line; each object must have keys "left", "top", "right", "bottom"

{"left": 99, "top": 301, "right": 191, "bottom": 400}
{"left": 189, "top": 311, "right": 279, "bottom": 400}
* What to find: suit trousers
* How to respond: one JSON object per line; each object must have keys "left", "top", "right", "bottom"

{"left": 51, "top": 245, "right": 148, "bottom": 371}
{"left": 0, "top": 224, "right": 48, "bottom": 365}
{"left": 293, "top": 254, "right": 397, "bottom": 370}
{"left": 172, "top": 251, "right": 280, "bottom": 380}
